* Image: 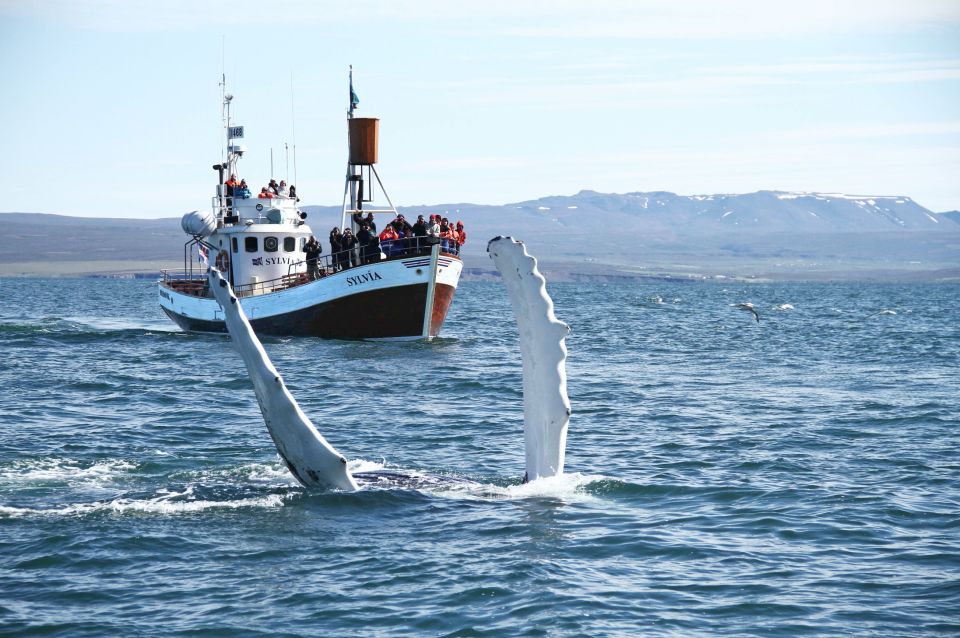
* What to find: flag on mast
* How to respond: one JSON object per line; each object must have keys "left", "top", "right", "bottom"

{"left": 349, "top": 65, "right": 360, "bottom": 114}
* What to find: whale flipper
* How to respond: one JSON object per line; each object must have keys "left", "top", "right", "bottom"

{"left": 487, "top": 237, "right": 571, "bottom": 482}
{"left": 207, "top": 266, "right": 358, "bottom": 491}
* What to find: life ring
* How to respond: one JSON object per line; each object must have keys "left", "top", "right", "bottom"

{"left": 215, "top": 250, "right": 229, "bottom": 271}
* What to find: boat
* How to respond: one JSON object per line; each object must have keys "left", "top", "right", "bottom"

{"left": 158, "top": 73, "right": 463, "bottom": 339}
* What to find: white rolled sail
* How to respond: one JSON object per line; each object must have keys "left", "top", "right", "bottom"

{"left": 181, "top": 210, "right": 217, "bottom": 238}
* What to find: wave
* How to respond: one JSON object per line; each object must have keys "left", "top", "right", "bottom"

{"left": 0, "top": 458, "right": 138, "bottom": 486}
{"left": 0, "top": 454, "right": 616, "bottom": 519}
{"left": 0, "top": 485, "right": 290, "bottom": 518}
{"left": 0, "top": 317, "right": 191, "bottom": 346}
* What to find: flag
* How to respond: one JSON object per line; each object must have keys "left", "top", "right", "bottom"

{"left": 349, "top": 66, "right": 359, "bottom": 112}
{"left": 252, "top": 257, "right": 263, "bottom": 266}
{"left": 198, "top": 245, "right": 209, "bottom": 265}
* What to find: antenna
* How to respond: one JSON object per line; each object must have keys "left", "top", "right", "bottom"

{"left": 290, "top": 70, "right": 298, "bottom": 186}
{"left": 220, "top": 36, "right": 226, "bottom": 163}
{"left": 270, "top": 148, "right": 274, "bottom": 179}
{"left": 285, "top": 142, "right": 289, "bottom": 182}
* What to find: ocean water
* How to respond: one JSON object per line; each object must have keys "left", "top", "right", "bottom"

{"left": 0, "top": 277, "right": 958, "bottom": 636}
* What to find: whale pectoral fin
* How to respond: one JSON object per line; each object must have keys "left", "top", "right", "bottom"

{"left": 487, "top": 237, "right": 571, "bottom": 483}
{"left": 206, "top": 266, "right": 358, "bottom": 491}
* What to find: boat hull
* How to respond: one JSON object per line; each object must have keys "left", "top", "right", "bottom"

{"left": 159, "top": 253, "right": 461, "bottom": 339}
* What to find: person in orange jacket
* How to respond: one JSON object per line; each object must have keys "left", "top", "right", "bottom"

{"left": 455, "top": 221, "right": 466, "bottom": 248}
{"left": 379, "top": 225, "right": 399, "bottom": 256}
{"left": 258, "top": 187, "right": 273, "bottom": 199}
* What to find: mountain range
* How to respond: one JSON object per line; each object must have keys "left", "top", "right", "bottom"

{"left": 2, "top": 190, "right": 958, "bottom": 280}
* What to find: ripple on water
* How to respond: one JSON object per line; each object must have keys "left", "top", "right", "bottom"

{"left": 0, "top": 280, "right": 958, "bottom": 635}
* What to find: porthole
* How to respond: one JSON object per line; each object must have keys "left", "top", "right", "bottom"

{"left": 264, "top": 236, "right": 279, "bottom": 252}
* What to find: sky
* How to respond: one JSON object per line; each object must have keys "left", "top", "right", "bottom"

{"left": 0, "top": 0, "right": 958, "bottom": 218}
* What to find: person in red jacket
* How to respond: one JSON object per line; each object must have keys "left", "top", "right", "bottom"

{"left": 455, "top": 221, "right": 466, "bottom": 250}
{"left": 379, "top": 225, "right": 399, "bottom": 257}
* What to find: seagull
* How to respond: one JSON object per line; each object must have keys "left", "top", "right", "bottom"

{"left": 735, "top": 302, "right": 760, "bottom": 323}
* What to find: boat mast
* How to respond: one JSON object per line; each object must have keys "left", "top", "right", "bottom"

{"left": 218, "top": 74, "right": 239, "bottom": 219}
{"left": 340, "top": 67, "right": 395, "bottom": 231}
{"left": 341, "top": 66, "right": 360, "bottom": 231}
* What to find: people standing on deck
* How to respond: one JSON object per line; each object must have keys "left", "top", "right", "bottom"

{"left": 304, "top": 236, "right": 322, "bottom": 280}
{"left": 258, "top": 187, "right": 273, "bottom": 199}
{"left": 412, "top": 215, "right": 428, "bottom": 237}
{"left": 329, "top": 227, "right": 343, "bottom": 271}
{"left": 367, "top": 233, "right": 382, "bottom": 263}
{"left": 288, "top": 185, "right": 298, "bottom": 202}
{"left": 439, "top": 218, "right": 453, "bottom": 252}
{"left": 341, "top": 229, "right": 359, "bottom": 268}
{"left": 237, "top": 180, "right": 251, "bottom": 199}
{"left": 379, "top": 224, "right": 399, "bottom": 257}
{"left": 455, "top": 221, "right": 466, "bottom": 251}
{"left": 278, "top": 180, "right": 289, "bottom": 197}
{"left": 224, "top": 174, "right": 238, "bottom": 212}
{"left": 268, "top": 179, "right": 279, "bottom": 195}
{"left": 350, "top": 211, "right": 378, "bottom": 232}
{"left": 357, "top": 224, "right": 374, "bottom": 264}
{"left": 427, "top": 215, "right": 441, "bottom": 239}
{"left": 402, "top": 228, "right": 415, "bottom": 255}
{"left": 390, "top": 214, "right": 412, "bottom": 237}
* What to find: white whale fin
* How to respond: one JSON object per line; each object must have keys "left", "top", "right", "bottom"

{"left": 487, "top": 237, "right": 571, "bottom": 482}
{"left": 207, "top": 266, "right": 359, "bottom": 491}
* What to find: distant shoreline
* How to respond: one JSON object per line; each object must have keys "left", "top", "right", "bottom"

{"left": 2, "top": 259, "right": 957, "bottom": 283}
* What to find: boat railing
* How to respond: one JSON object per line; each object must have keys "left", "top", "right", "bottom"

{"left": 161, "top": 235, "right": 462, "bottom": 300}
{"left": 380, "top": 235, "right": 461, "bottom": 258}
{"left": 300, "top": 236, "right": 459, "bottom": 275}
{"left": 212, "top": 195, "right": 301, "bottom": 226}
{"left": 161, "top": 268, "right": 310, "bottom": 299}
{"left": 159, "top": 270, "right": 212, "bottom": 298}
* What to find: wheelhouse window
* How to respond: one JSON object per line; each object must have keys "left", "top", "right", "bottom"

{"left": 245, "top": 237, "right": 258, "bottom": 253}
{"left": 231, "top": 237, "right": 238, "bottom": 253}
{"left": 264, "top": 236, "right": 279, "bottom": 252}
{"left": 300, "top": 237, "right": 306, "bottom": 252}
{"left": 283, "top": 237, "right": 295, "bottom": 252}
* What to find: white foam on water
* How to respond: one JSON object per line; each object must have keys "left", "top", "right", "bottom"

{"left": 172, "top": 460, "right": 298, "bottom": 486}
{"left": 773, "top": 304, "right": 795, "bottom": 311}
{"left": 349, "top": 458, "right": 388, "bottom": 473}
{"left": 0, "top": 486, "right": 289, "bottom": 519}
{"left": 0, "top": 458, "right": 137, "bottom": 486}
{"left": 240, "top": 462, "right": 300, "bottom": 484}
{"left": 62, "top": 316, "right": 177, "bottom": 333}
{"left": 429, "top": 472, "right": 605, "bottom": 503}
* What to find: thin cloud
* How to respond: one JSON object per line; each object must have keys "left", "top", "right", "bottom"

{"left": 4, "top": 0, "right": 959, "bottom": 35}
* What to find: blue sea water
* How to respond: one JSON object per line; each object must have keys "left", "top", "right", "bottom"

{"left": 0, "top": 277, "right": 958, "bottom": 637}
